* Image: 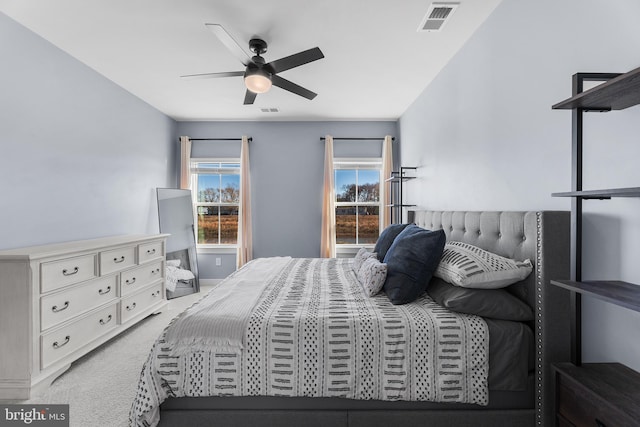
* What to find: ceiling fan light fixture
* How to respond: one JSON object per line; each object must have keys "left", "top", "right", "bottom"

{"left": 190, "top": 25, "right": 324, "bottom": 104}
{"left": 244, "top": 69, "right": 272, "bottom": 94}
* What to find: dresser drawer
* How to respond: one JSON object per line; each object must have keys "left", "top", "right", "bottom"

{"left": 138, "top": 240, "right": 164, "bottom": 264}
{"left": 120, "top": 261, "right": 163, "bottom": 296}
{"left": 120, "top": 283, "right": 164, "bottom": 323}
{"left": 99, "top": 245, "right": 136, "bottom": 275}
{"left": 40, "top": 275, "right": 118, "bottom": 331}
{"left": 40, "top": 254, "right": 97, "bottom": 293}
{"left": 41, "top": 303, "right": 118, "bottom": 369}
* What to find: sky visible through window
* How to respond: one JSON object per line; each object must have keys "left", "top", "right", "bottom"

{"left": 335, "top": 169, "right": 379, "bottom": 201}
{"left": 197, "top": 174, "right": 239, "bottom": 202}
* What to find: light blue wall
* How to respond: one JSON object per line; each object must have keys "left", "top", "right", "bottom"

{"left": 177, "top": 121, "right": 398, "bottom": 278}
{"left": 0, "top": 11, "right": 397, "bottom": 280}
{"left": 399, "top": 0, "right": 640, "bottom": 370}
{"left": 0, "top": 13, "right": 177, "bottom": 249}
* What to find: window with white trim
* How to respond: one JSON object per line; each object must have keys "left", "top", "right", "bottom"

{"left": 334, "top": 158, "right": 382, "bottom": 246}
{"left": 191, "top": 159, "right": 240, "bottom": 246}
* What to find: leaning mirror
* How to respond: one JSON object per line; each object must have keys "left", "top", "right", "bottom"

{"left": 157, "top": 188, "right": 200, "bottom": 299}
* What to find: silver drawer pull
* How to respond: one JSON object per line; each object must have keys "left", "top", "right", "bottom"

{"left": 125, "top": 277, "right": 136, "bottom": 285}
{"left": 126, "top": 302, "right": 137, "bottom": 311}
{"left": 62, "top": 267, "right": 79, "bottom": 276}
{"left": 151, "top": 291, "right": 160, "bottom": 297}
{"left": 113, "top": 256, "right": 125, "bottom": 263}
{"left": 151, "top": 268, "right": 160, "bottom": 275}
{"left": 99, "top": 315, "right": 112, "bottom": 325}
{"left": 98, "top": 286, "right": 112, "bottom": 295}
{"left": 52, "top": 301, "right": 69, "bottom": 312}
{"left": 147, "top": 248, "right": 156, "bottom": 255}
{"left": 53, "top": 336, "right": 70, "bottom": 349}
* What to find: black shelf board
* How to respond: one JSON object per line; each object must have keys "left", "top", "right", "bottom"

{"left": 387, "top": 167, "right": 418, "bottom": 182}
{"left": 552, "top": 187, "right": 640, "bottom": 199}
{"left": 552, "top": 66, "right": 640, "bottom": 110}
{"left": 551, "top": 280, "right": 640, "bottom": 313}
{"left": 385, "top": 176, "right": 417, "bottom": 182}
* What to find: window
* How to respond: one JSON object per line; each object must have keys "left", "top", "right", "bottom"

{"left": 334, "top": 159, "right": 382, "bottom": 246}
{"left": 191, "top": 160, "right": 240, "bottom": 246}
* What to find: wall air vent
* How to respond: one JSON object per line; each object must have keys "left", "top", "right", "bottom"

{"left": 260, "top": 108, "right": 279, "bottom": 113}
{"left": 418, "top": 2, "right": 459, "bottom": 32}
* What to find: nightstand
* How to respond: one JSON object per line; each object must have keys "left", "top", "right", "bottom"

{"left": 554, "top": 362, "right": 640, "bottom": 427}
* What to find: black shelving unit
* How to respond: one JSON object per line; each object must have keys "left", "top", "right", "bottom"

{"left": 386, "top": 167, "right": 417, "bottom": 224}
{"left": 550, "top": 65, "right": 640, "bottom": 427}
{"left": 551, "top": 66, "right": 640, "bottom": 365}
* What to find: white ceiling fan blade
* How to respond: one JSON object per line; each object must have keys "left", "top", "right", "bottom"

{"left": 206, "top": 23, "right": 252, "bottom": 67}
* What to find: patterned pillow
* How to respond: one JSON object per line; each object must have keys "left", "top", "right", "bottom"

{"left": 352, "top": 247, "right": 377, "bottom": 274}
{"left": 435, "top": 241, "right": 533, "bottom": 289}
{"left": 357, "top": 257, "right": 388, "bottom": 297}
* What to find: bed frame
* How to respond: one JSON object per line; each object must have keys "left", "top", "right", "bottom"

{"left": 158, "top": 210, "right": 571, "bottom": 427}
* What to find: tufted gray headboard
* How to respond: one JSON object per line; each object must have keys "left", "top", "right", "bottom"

{"left": 409, "top": 210, "right": 571, "bottom": 427}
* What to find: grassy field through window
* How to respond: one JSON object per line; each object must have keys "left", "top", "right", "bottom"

{"left": 336, "top": 214, "right": 379, "bottom": 244}
{"left": 197, "top": 213, "right": 379, "bottom": 245}
{"left": 197, "top": 214, "right": 238, "bottom": 244}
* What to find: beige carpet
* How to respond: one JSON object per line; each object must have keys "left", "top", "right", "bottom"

{"left": 16, "top": 289, "right": 208, "bottom": 427}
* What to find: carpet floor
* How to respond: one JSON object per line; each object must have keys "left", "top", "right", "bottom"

{"left": 15, "top": 289, "right": 208, "bottom": 427}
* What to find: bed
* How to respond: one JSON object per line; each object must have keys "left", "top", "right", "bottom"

{"left": 130, "top": 210, "right": 570, "bottom": 427}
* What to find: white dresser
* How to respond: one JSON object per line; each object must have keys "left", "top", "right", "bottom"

{"left": 0, "top": 234, "right": 169, "bottom": 399}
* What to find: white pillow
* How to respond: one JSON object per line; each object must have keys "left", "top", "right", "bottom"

{"left": 435, "top": 241, "right": 533, "bottom": 289}
{"left": 166, "top": 259, "right": 181, "bottom": 268}
{"left": 357, "top": 257, "right": 388, "bottom": 297}
{"left": 353, "top": 247, "right": 377, "bottom": 274}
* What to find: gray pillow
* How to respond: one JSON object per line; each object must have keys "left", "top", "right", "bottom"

{"left": 426, "top": 277, "right": 534, "bottom": 321}
{"left": 374, "top": 223, "right": 409, "bottom": 261}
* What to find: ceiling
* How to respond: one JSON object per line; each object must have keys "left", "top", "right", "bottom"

{"left": 0, "top": 0, "right": 502, "bottom": 121}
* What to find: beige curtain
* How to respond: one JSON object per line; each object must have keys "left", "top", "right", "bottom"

{"left": 382, "top": 135, "right": 394, "bottom": 227}
{"left": 320, "top": 135, "right": 336, "bottom": 258}
{"left": 237, "top": 135, "right": 253, "bottom": 268}
{"left": 179, "top": 136, "right": 192, "bottom": 189}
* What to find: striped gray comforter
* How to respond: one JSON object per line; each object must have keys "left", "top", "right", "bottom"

{"left": 130, "top": 257, "right": 489, "bottom": 427}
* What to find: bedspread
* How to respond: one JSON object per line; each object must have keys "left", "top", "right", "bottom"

{"left": 130, "top": 258, "right": 489, "bottom": 427}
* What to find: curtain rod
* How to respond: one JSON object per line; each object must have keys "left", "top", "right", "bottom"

{"left": 179, "top": 137, "right": 252, "bottom": 142}
{"left": 320, "top": 137, "right": 395, "bottom": 141}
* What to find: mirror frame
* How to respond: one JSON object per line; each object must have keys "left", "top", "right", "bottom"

{"left": 156, "top": 188, "right": 200, "bottom": 299}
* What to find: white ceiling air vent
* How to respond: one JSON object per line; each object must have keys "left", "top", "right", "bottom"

{"left": 418, "top": 2, "right": 459, "bottom": 32}
{"left": 260, "top": 108, "right": 279, "bottom": 113}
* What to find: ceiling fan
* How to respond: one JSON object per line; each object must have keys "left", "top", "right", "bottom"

{"left": 182, "top": 24, "right": 325, "bottom": 105}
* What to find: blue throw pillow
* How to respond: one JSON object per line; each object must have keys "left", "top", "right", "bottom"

{"left": 374, "top": 223, "right": 410, "bottom": 261}
{"left": 382, "top": 225, "right": 446, "bottom": 305}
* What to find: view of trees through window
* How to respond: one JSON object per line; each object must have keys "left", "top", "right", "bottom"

{"left": 193, "top": 162, "right": 240, "bottom": 245}
{"left": 335, "top": 168, "right": 381, "bottom": 244}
